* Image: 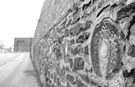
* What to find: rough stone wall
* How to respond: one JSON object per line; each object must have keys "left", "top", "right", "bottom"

{"left": 34, "top": 0, "right": 75, "bottom": 42}
{"left": 32, "top": 0, "right": 135, "bottom": 87}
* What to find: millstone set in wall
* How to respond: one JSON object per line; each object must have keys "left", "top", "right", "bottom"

{"left": 32, "top": 0, "right": 135, "bottom": 87}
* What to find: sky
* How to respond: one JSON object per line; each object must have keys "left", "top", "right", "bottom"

{"left": 0, "top": 0, "right": 44, "bottom": 48}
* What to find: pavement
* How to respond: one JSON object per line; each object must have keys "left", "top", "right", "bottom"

{"left": 0, "top": 52, "right": 40, "bottom": 87}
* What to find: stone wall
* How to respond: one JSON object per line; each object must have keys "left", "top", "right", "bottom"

{"left": 34, "top": 0, "right": 75, "bottom": 42}
{"left": 32, "top": 0, "right": 135, "bottom": 87}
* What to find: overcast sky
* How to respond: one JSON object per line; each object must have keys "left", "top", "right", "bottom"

{"left": 0, "top": 0, "right": 44, "bottom": 48}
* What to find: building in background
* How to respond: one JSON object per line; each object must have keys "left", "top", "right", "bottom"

{"left": 14, "top": 38, "right": 33, "bottom": 52}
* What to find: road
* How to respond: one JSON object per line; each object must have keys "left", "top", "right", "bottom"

{"left": 0, "top": 52, "right": 40, "bottom": 87}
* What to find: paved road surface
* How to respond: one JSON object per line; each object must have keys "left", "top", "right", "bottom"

{"left": 0, "top": 53, "right": 40, "bottom": 87}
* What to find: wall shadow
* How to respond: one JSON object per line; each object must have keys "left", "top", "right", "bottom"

{"left": 24, "top": 70, "right": 42, "bottom": 87}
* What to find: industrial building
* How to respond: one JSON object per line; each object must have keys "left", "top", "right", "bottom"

{"left": 14, "top": 38, "right": 33, "bottom": 52}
